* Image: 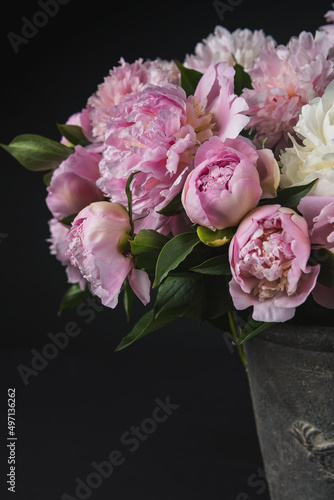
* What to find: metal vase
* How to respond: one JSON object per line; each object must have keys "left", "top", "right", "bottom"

{"left": 243, "top": 324, "right": 334, "bottom": 500}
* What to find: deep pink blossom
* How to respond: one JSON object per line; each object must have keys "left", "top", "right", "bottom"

{"left": 229, "top": 205, "right": 320, "bottom": 322}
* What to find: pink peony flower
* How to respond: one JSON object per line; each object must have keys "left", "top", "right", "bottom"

{"left": 181, "top": 136, "right": 279, "bottom": 230}
{"left": 48, "top": 219, "right": 86, "bottom": 291}
{"left": 98, "top": 62, "right": 249, "bottom": 234}
{"left": 229, "top": 205, "right": 320, "bottom": 322}
{"left": 184, "top": 26, "right": 275, "bottom": 72}
{"left": 66, "top": 201, "right": 151, "bottom": 309}
{"left": 194, "top": 63, "right": 250, "bottom": 141}
{"left": 86, "top": 58, "right": 180, "bottom": 142}
{"left": 298, "top": 195, "right": 334, "bottom": 310}
{"left": 46, "top": 146, "right": 105, "bottom": 221}
{"left": 298, "top": 196, "right": 334, "bottom": 249}
{"left": 242, "top": 31, "right": 334, "bottom": 153}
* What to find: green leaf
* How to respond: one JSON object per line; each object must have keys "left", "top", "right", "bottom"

{"left": 43, "top": 169, "right": 55, "bottom": 186}
{"left": 190, "top": 254, "right": 231, "bottom": 275}
{"left": 311, "top": 248, "right": 334, "bottom": 287}
{"left": 156, "top": 192, "right": 184, "bottom": 217}
{"left": 154, "top": 232, "right": 200, "bottom": 287}
{"left": 175, "top": 60, "right": 203, "bottom": 97}
{"left": 115, "top": 308, "right": 178, "bottom": 351}
{"left": 59, "top": 213, "right": 78, "bottom": 227}
{"left": 154, "top": 276, "right": 205, "bottom": 321}
{"left": 57, "top": 284, "right": 91, "bottom": 316}
{"left": 233, "top": 63, "right": 252, "bottom": 96}
{"left": 131, "top": 230, "right": 170, "bottom": 270}
{"left": 57, "top": 123, "right": 90, "bottom": 146}
{"left": 0, "top": 134, "right": 73, "bottom": 171}
{"left": 235, "top": 319, "right": 274, "bottom": 345}
{"left": 261, "top": 179, "right": 318, "bottom": 208}
{"left": 197, "top": 226, "right": 235, "bottom": 247}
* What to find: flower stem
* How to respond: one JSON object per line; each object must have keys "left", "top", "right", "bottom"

{"left": 228, "top": 311, "right": 246, "bottom": 368}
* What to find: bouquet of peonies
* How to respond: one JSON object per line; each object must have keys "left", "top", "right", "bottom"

{"left": 3, "top": 5, "right": 334, "bottom": 355}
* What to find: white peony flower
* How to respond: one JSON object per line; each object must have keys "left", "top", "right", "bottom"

{"left": 279, "top": 79, "right": 334, "bottom": 196}
{"left": 184, "top": 26, "right": 275, "bottom": 73}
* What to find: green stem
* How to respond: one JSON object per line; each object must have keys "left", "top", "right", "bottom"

{"left": 228, "top": 311, "right": 246, "bottom": 368}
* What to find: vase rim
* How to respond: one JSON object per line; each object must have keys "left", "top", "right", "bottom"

{"left": 255, "top": 324, "right": 334, "bottom": 352}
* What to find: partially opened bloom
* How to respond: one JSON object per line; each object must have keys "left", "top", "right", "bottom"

{"left": 98, "top": 62, "right": 249, "bottom": 234}
{"left": 46, "top": 146, "right": 104, "bottom": 221}
{"left": 181, "top": 136, "right": 279, "bottom": 230}
{"left": 280, "top": 80, "right": 334, "bottom": 195}
{"left": 229, "top": 205, "right": 320, "bottom": 322}
{"left": 243, "top": 31, "right": 334, "bottom": 153}
{"left": 184, "top": 26, "right": 275, "bottom": 72}
{"left": 48, "top": 219, "right": 86, "bottom": 291}
{"left": 66, "top": 202, "right": 150, "bottom": 308}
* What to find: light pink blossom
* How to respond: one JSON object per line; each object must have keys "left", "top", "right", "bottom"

{"left": 194, "top": 63, "right": 250, "bottom": 141}
{"left": 98, "top": 63, "right": 249, "bottom": 234}
{"left": 243, "top": 31, "right": 334, "bottom": 153}
{"left": 181, "top": 136, "right": 279, "bottom": 230}
{"left": 229, "top": 205, "right": 320, "bottom": 322}
{"left": 86, "top": 58, "right": 180, "bottom": 142}
{"left": 66, "top": 202, "right": 150, "bottom": 309}
{"left": 48, "top": 219, "right": 86, "bottom": 291}
{"left": 184, "top": 26, "right": 275, "bottom": 72}
{"left": 46, "top": 146, "right": 104, "bottom": 221}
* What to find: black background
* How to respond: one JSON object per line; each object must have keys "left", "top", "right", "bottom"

{"left": 0, "top": 1, "right": 332, "bottom": 499}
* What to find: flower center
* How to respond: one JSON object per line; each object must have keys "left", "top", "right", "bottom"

{"left": 238, "top": 217, "right": 295, "bottom": 301}
{"left": 197, "top": 162, "right": 235, "bottom": 192}
{"left": 185, "top": 98, "right": 215, "bottom": 146}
